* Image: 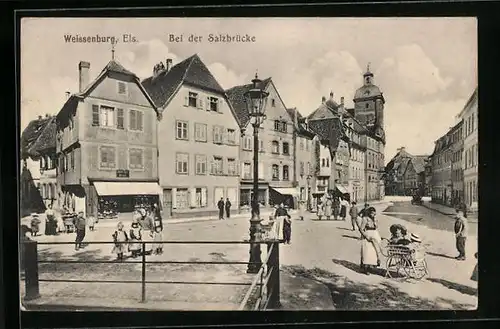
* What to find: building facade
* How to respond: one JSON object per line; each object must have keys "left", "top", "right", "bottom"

{"left": 458, "top": 88, "right": 478, "bottom": 211}
{"left": 402, "top": 156, "right": 426, "bottom": 196}
{"left": 142, "top": 55, "right": 240, "bottom": 218}
{"left": 344, "top": 113, "right": 367, "bottom": 203}
{"left": 431, "top": 134, "right": 453, "bottom": 206}
{"left": 227, "top": 77, "right": 297, "bottom": 210}
{"left": 56, "top": 59, "right": 160, "bottom": 217}
{"left": 449, "top": 120, "right": 464, "bottom": 206}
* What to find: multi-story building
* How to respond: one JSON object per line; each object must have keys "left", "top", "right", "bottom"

{"left": 423, "top": 157, "right": 432, "bottom": 196}
{"left": 56, "top": 58, "right": 160, "bottom": 217}
{"left": 20, "top": 114, "right": 54, "bottom": 215}
{"left": 384, "top": 147, "right": 417, "bottom": 196}
{"left": 226, "top": 77, "right": 297, "bottom": 210}
{"left": 352, "top": 66, "right": 386, "bottom": 202}
{"left": 458, "top": 88, "right": 478, "bottom": 211}
{"left": 449, "top": 120, "right": 464, "bottom": 206}
{"left": 287, "top": 107, "right": 316, "bottom": 209}
{"left": 142, "top": 54, "right": 240, "bottom": 218}
{"left": 402, "top": 156, "right": 426, "bottom": 196}
{"left": 344, "top": 110, "right": 367, "bottom": 203}
{"left": 431, "top": 134, "right": 453, "bottom": 206}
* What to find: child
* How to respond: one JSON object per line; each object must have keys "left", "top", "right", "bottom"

{"left": 111, "top": 222, "right": 128, "bottom": 261}
{"left": 129, "top": 218, "right": 142, "bottom": 258}
{"left": 389, "top": 224, "right": 410, "bottom": 245}
{"left": 407, "top": 233, "right": 424, "bottom": 264}
{"left": 152, "top": 226, "right": 164, "bottom": 255}
{"left": 87, "top": 215, "right": 95, "bottom": 231}
{"left": 30, "top": 213, "right": 41, "bottom": 236}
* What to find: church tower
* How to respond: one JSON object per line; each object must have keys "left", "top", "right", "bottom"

{"left": 353, "top": 63, "right": 385, "bottom": 129}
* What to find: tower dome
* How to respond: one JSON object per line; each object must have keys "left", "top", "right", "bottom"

{"left": 325, "top": 91, "right": 339, "bottom": 110}
{"left": 354, "top": 63, "right": 382, "bottom": 100}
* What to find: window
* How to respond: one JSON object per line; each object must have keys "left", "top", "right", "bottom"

{"left": 213, "top": 125, "right": 224, "bottom": 144}
{"left": 176, "top": 121, "right": 188, "bottom": 140}
{"left": 195, "top": 123, "right": 207, "bottom": 142}
{"left": 272, "top": 164, "right": 279, "bottom": 181}
{"left": 365, "top": 103, "right": 369, "bottom": 109}
{"left": 176, "top": 153, "right": 189, "bottom": 174}
{"left": 322, "top": 158, "right": 325, "bottom": 167}
{"left": 99, "top": 145, "right": 116, "bottom": 169}
{"left": 188, "top": 92, "right": 198, "bottom": 107}
{"left": 195, "top": 155, "right": 207, "bottom": 175}
{"left": 117, "top": 108, "right": 124, "bottom": 129}
{"left": 299, "top": 138, "right": 304, "bottom": 150}
{"left": 212, "top": 156, "right": 223, "bottom": 175}
{"left": 227, "top": 129, "right": 236, "bottom": 144}
{"left": 129, "top": 110, "right": 143, "bottom": 131}
{"left": 227, "top": 158, "right": 237, "bottom": 175}
{"left": 100, "top": 105, "right": 115, "bottom": 128}
{"left": 243, "top": 136, "right": 252, "bottom": 150}
{"left": 210, "top": 97, "right": 219, "bottom": 112}
{"left": 271, "top": 99, "right": 276, "bottom": 107}
{"left": 195, "top": 188, "right": 207, "bottom": 208}
{"left": 326, "top": 158, "right": 329, "bottom": 167}
{"left": 117, "top": 81, "right": 127, "bottom": 95}
{"left": 70, "top": 151, "right": 75, "bottom": 170}
{"left": 92, "top": 105, "right": 100, "bottom": 126}
{"left": 272, "top": 141, "right": 279, "bottom": 154}
{"left": 283, "top": 142, "right": 290, "bottom": 155}
{"left": 175, "top": 188, "right": 189, "bottom": 209}
{"left": 274, "top": 120, "right": 287, "bottom": 133}
{"left": 300, "top": 162, "right": 304, "bottom": 176}
{"left": 243, "top": 162, "right": 251, "bottom": 179}
{"left": 129, "top": 148, "right": 144, "bottom": 170}
{"left": 283, "top": 165, "right": 289, "bottom": 181}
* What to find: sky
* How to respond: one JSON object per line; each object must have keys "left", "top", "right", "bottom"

{"left": 21, "top": 17, "right": 477, "bottom": 160}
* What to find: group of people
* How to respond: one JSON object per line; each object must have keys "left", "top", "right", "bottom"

{"left": 316, "top": 194, "right": 350, "bottom": 221}
{"left": 217, "top": 198, "right": 232, "bottom": 220}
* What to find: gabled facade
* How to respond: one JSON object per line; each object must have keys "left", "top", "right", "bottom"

{"left": 143, "top": 54, "right": 241, "bottom": 218}
{"left": 56, "top": 59, "right": 159, "bottom": 216}
{"left": 227, "top": 77, "right": 297, "bottom": 209}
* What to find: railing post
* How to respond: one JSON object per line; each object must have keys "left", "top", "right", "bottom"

{"left": 141, "top": 242, "right": 146, "bottom": 303}
{"left": 266, "top": 241, "right": 280, "bottom": 309}
{"left": 24, "top": 240, "right": 40, "bottom": 301}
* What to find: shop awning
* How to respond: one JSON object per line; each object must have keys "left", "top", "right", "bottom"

{"left": 336, "top": 185, "right": 350, "bottom": 194}
{"left": 93, "top": 182, "right": 162, "bottom": 196}
{"left": 270, "top": 187, "right": 300, "bottom": 197}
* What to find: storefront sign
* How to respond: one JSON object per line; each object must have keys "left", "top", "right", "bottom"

{"left": 116, "top": 169, "right": 130, "bottom": 178}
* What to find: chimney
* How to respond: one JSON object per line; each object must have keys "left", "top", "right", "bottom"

{"left": 45, "top": 113, "right": 49, "bottom": 118}
{"left": 330, "top": 91, "right": 334, "bottom": 99}
{"left": 78, "top": 61, "right": 90, "bottom": 92}
{"left": 65, "top": 91, "right": 70, "bottom": 99}
{"left": 321, "top": 96, "right": 326, "bottom": 103}
{"left": 166, "top": 58, "right": 172, "bottom": 71}
{"left": 38, "top": 115, "right": 42, "bottom": 120}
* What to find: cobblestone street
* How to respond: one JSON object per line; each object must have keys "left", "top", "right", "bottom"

{"left": 21, "top": 201, "right": 477, "bottom": 310}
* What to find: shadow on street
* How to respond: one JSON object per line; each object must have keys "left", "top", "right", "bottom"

{"left": 426, "top": 251, "right": 457, "bottom": 260}
{"left": 341, "top": 235, "right": 360, "bottom": 241}
{"left": 281, "top": 264, "right": 474, "bottom": 310}
{"left": 426, "top": 278, "right": 477, "bottom": 297}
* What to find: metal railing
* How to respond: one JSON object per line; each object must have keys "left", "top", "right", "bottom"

{"left": 21, "top": 239, "right": 281, "bottom": 310}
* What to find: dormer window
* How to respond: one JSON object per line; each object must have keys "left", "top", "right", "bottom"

{"left": 117, "top": 81, "right": 127, "bottom": 95}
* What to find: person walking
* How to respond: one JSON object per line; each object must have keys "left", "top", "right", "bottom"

{"left": 73, "top": 211, "right": 86, "bottom": 251}
{"left": 225, "top": 198, "right": 232, "bottom": 219}
{"left": 30, "top": 213, "right": 41, "bottom": 237}
{"left": 340, "top": 197, "right": 349, "bottom": 221}
{"left": 152, "top": 203, "right": 163, "bottom": 231}
{"left": 129, "top": 217, "right": 142, "bottom": 258}
{"left": 217, "top": 197, "right": 225, "bottom": 220}
{"left": 332, "top": 196, "right": 341, "bottom": 220}
{"left": 138, "top": 208, "right": 155, "bottom": 255}
{"left": 44, "top": 204, "right": 57, "bottom": 235}
{"left": 454, "top": 204, "right": 468, "bottom": 260}
{"left": 111, "top": 222, "right": 128, "bottom": 261}
{"left": 275, "top": 203, "right": 292, "bottom": 244}
{"left": 317, "top": 199, "right": 324, "bottom": 221}
{"left": 349, "top": 201, "right": 359, "bottom": 231}
{"left": 324, "top": 196, "right": 333, "bottom": 221}
{"left": 359, "top": 206, "right": 382, "bottom": 274}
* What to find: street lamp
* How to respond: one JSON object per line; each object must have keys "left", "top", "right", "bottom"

{"left": 244, "top": 73, "right": 269, "bottom": 274}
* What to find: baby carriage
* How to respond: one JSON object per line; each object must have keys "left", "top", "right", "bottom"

{"left": 380, "top": 228, "right": 430, "bottom": 280}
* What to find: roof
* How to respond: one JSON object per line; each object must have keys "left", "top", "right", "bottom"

{"left": 57, "top": 59, "right": 158, "bottom": 121}
{"left": 28, "top": 116, "right": 56, "bottom": 156}
{"left": 354, "top": 84, "right": 382, "bottom": 100}
{"left": 410, "top": 156, "right": 427, "bottom": 174}
{"left": 287, "top": 107, "right": 315, "bottom": 138}
{"left": 225, "top": 77, "right": 272, "bottom": 127}
{"left": 20, "top": 116, "right": 52, "bottom": 159}
{"left": 457, "top": 87, "right": 478, "bottom": 118}
{"left": 142, "top": 54, "right": 225, "bottom": 109}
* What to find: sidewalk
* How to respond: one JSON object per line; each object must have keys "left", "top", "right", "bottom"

{"left": 421, "top": 202, "right": 478, "bottom": 221}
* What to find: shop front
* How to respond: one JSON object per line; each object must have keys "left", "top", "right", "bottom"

{"left": 269, "top": 187, "right": 300, "bottom": 209}
{"left": 335, "top": 184, "right": 351, "bottom": 201}
{"left": 239, "top": 182, "right": 269, "bottom": 212}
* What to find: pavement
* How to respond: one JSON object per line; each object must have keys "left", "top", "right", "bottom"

{"left": 20, "top": 198, "right": 477, "bottom": 311}
{"left": 421, "top": 202, "right": 478, "bottom": 221}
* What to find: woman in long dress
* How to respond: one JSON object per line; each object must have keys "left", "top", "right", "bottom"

{"left": 129, "top": 217, "right": 142, "bottom": 258}
{"left": 324, "top": 197, "right": 333, "bottom": 220}
{"left": 359, "top": 206, "right": 382, "bottom": 274}
{"left": 317, "top": 200, "right": 324, "bottom": 220}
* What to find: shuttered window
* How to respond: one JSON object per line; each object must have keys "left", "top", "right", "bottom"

{"left": 92, "top": 105, "right": 100, "bottom": 126}
{"left": 129, "top": 110, "right": 143, "bottom": 131}
{"left": 117, "top": 108, "right": 124, "bottom": 129}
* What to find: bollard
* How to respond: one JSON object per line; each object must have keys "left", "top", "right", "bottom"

{"left": 141, "top": 242, "right": 146, "bottom": 303}
{"left": 266, "top": 241, "right": 280, "bottom": 309}
{"left": 24, "top": 240, "right": 40, "bottom": 301}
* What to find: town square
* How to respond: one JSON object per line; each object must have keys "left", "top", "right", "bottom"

{"left": 19, "top": 17, "right": 477, "bottom": 311}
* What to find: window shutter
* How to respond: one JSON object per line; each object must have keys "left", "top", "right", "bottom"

{"left": 201, "top": 188, "right": 207, "bottom": 206}
{"left": 190, "top": 188, "right": 197, "bottom": 208}
{"left": 138, "top": 112, "right": 143, "bottom": 131}
{"left": 223, "top": 158, "right": 228, "bottom": 175}
{"left": 206, "top": 96, "right": 211, "bottom": 111}
{"left": 92, "top": 105, "right": 100, "bottom": 126}
{"left": 172, "top": 188, "right": 177, "bottom": 209}
{"left": 185, "top": 95, "right": 189, "bottom": 107}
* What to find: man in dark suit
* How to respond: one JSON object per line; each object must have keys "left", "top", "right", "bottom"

{"left": 225, "top": 198, "right": 232, "bottom": 219}
{"left": 217, "top": 198, "right": 225, "bottom": 220}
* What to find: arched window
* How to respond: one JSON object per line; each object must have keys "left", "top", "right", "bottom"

{"left": 282, "top": 142, "right": 290, "bottom": 155}
{"left": 272, "top": 164, "right": 279, "bottom": 181}
{"left": 272, "top": 141, "right": 279, "bottom": 154}
{"left": 283, "top": 165, "right": 289, "bottom": 181}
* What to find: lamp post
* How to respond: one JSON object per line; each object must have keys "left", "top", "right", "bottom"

{"left": 244, "top": 73, "right": 269, "bottom": 274}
